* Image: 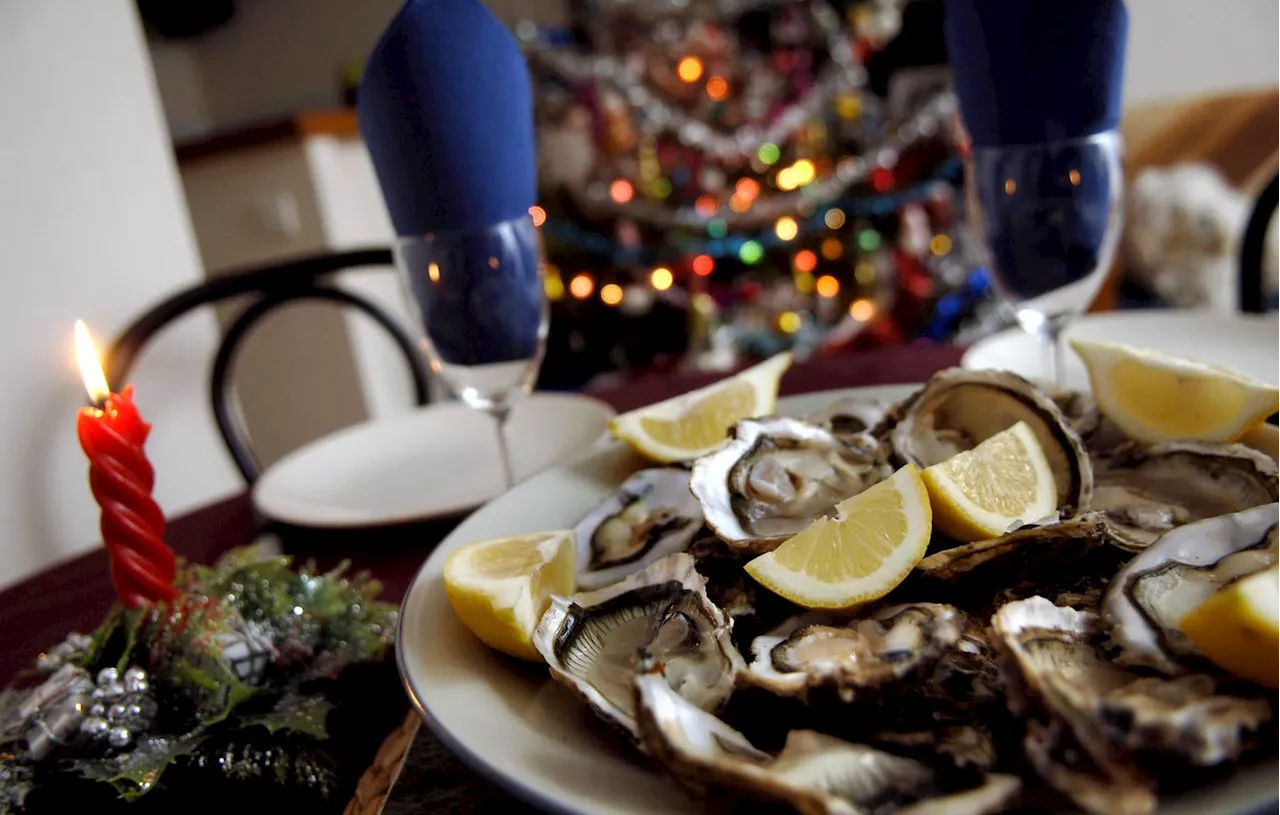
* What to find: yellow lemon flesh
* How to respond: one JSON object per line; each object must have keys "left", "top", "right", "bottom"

{"left": 610, "top": 352, "right": 791, "bottom": 463}
{"left": 921, "top": 421, "right": 1058, "bottom": 542}
{"left": 744, "top": 465, "right": 932, "bottom": 612}
{"left": 443, "top": 531, "right": 576, "bottom": 661}
{"left": 1071, "top": 338, "right": 1279, "bottom": 445}
{"left": 1180, "top": 564, "right": 1279, "bottom": 688}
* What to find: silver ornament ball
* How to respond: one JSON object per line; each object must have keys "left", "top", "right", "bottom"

{"left": 80, "top": 717, "right": 108, "bottom": 738}
{"left": 107, "top": 704, "right": 127, "bottom": 722}
{"left": 89, "top": 703, "right": 106, "bottom": 718}
{"left": 104, "top": 682, "right": 126, "bottom": 699}
{"left": 107, "top": 727, "right": 131, "bottom": 749}
{"left": 96, "top": 667, "right": 119, "bottom": 687}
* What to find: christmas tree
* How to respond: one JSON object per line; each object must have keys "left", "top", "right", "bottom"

{"left": 520, "top": 0, "right": 997, "bottom": 390}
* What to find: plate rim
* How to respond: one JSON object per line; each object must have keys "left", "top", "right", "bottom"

{"left": 251, "top": 392, "right": 615, "bottom": 529}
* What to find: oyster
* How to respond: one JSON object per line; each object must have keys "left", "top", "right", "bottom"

{"left": 740, "top": 604, "right": 970, "bottom": 702}
{"left": 1101, "top": 502, "right": 1279, "bottom": 674}
{"left": 531, "top": 553, "right": 742, "bottom": 738}
{"left": 993, "top": 596, "right": 1271, "bottom": 815}
{"left": 903, "top": 515, "right": 1130, "bottom": 614}
{"left": 875, "top": 369, "right": 1092, "bottom": 517}
{"left": 1091, "top": 441, "right": 1278, "bottom": 550}
{"left": 691, "top": 417, "right": 892, "bottom": 552}
{"left": 807, "top": 395, "right": 889, "bottom": 438}
{"left": 574, "top": 468, "right": 703, "bottom": 589}
{"left": 635, "top": 671, "right": 1022, "bottom": 815}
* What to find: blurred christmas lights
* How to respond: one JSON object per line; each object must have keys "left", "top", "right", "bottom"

{"left": 816, "top": 275, "right": 840, "bottom": 298}
{"left": 775, "top": 216, "right": 799, "bottom": 241}
{"left": 676, "top": 56, "right": 704, "bottom": 83}
{"left": 600, "top": 283, "right": 624, "bottom": 305}
{"left": 569, "top": 273, "right": 594, "bottom": 299}
{"left": 692, "top": 254, "right": 715, "bottom": 276}
{"left": 610, "top": 179, "right": 634, "bottom": 203}
{"left": 793, "top": 249, "right": 818, "bottom": 273}
{"left": 529, "top": 205, "right": 547, "bottom": 227}
{"left": 650, "top": 267, "right": 674, "bottom": 290}
{"left": 821, "top": 238, "right": 844, "bottom": 260}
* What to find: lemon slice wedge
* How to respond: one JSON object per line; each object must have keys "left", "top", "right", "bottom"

{"left": 744, "top": 465, "right": 932, "bottom": 611}
{"left": 443, "top": 530, "right": 576, "bottom": 661}
{"left": 1180, "top": 564, "right": 1279, "bottom": 688}
{"left": 609, "top": 352, "right": 791, "bottom": 463}
{"left": 1071, "top": 338, "right": 1279, "bottom": 444}
{"left": 921, "top": 421, "right": 1058, "bottom": 542}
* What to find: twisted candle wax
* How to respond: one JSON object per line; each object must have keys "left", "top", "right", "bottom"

{"left": 75, "top": 365, "right": 179, "bottom": 606}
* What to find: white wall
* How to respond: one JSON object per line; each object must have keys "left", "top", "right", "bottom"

{"left": 1124, "top": 0, "right": 1278, "bottom": 104}
{"left": 0, "top": 0, "right": 242, "bottom": 588}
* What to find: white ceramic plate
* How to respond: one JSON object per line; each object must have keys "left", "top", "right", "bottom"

{"left": 962, "top": 309, "right": 1280, "bottom": 389}
{"left": 397, "top": 385, "right": 1278, "bottom": 815}
{"left": 252, "top": 393, "right": 614, "bottom": 527}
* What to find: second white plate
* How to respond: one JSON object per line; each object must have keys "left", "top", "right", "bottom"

{"left": 963, "top": 309, "right": 1280, "bottom": 388}
{"left": 253, "top": 392, "right": 614, "bottom": 528}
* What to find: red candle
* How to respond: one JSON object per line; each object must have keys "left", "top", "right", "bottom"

{"left": 74, "top": 321, "right": 178, "bottom": 607}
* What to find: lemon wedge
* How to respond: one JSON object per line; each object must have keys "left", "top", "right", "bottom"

{"left": 443, "top": 530, "right": 576, "bottom": 661}
{"left": 610, "top": 352, "right": 791, "bottom": 463}
{"left": 1180, "top": 564, "right": 1279, "bottom": 688}
{"left": 921, "top": 421, "right": 1058, "bottom": 542}
{"left": 1070, "top": 338, "right": 1279, "bottom": 444}
{"left": 744, "top": 465, "right": 932, "bottom": 611}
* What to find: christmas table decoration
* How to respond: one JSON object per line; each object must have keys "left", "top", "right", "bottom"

{"left": 0, "top": 547, "right": 397, "bottom": 811}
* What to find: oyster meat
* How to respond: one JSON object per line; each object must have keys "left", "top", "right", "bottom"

{"left": 1101, "top": 502, "right": 1279, "bottom": 674}
{"left": 1091, "top": 442, "right": 1278, "bottom": 550}
{"left": 692, "top": 417, "right": 892, "bottom": 552}
{"left": 875, "top": 369, "right": 1093, "bottom": 517}
{"left": 740, "top": 604, "right": 970, "bottom": 702}
{"left": 992, "top": 596, "right": 1271, "bottom": 815}
{"left": 532, "top": 553, "right": 742, "bottom": 738}
{"left": 574, "top": 468, "right": 703, "bottom": 589}
{"left": 635, "top": 671, "right": 1022, "bottom": 815}
{"left": 807, "top": 396, "right": 890, "bottom": 439}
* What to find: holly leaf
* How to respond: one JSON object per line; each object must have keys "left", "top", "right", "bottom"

{"left": 71, "top": 731, "right": 204, "bottom": 801}
{"left": 236, "top": 693, "right": 331, "bottom": 740}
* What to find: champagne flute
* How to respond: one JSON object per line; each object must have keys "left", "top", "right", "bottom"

{"left": 395, "top": 213, "right": 548, "bottom": 488}
{"left": 964, "top": 130, "right": 1125, "bottom": 387}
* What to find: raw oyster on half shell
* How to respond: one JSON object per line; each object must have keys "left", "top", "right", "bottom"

{"left": 1101, "top": 502, "right": 1279, "bottom": 675}
{"left": 992, "top": 596, "right": 1271, "bottom": 815}
{"left": 574, "top": 468, "right": 703, "bottom": 589}
{"left": 531, "top": 553, "right": 742, "bottom": 738}
{"left": 1090, "top": 442, "right": 1278, "bottom": 551}
{"left": 691, "top": 417, "right": 892, "bottom": 552}
{"left": 875, "top": 369, "right": 1093, "bottom": 517}
{"left": 634, "top": 671, "right": 1022, "bottom": 815}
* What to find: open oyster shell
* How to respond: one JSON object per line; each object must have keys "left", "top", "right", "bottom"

{"left": 992, "top": 596, "right": 1271, "bottom": 815}
{"left": 634, "top": 671, "right": 1022, "bottom": 815}
{"left": 807, "top": 396, "right": 890, "bottom": 439}
{"left": 739, "top": 604, "right": 984, "bottom": 705}
{"left": 874, "top": 369, "right": 1093, "bottom": 517}
{"left": 691, "top": 417, "right": 892, "bottom": 553}
{"left": 1101, "top": 502, "right": 1279, "bottom": 675}
{"left": 1091, "top": 442, "right": 1278, "bottom": 551}
{"left": 531, "top": 553, "right": 742, "bottom": 739}
{"left": 901, "top": 515, "right": 1130, "bottom": 615}
{"left": 574, "top": 468, "right": 703, "bottom": 589}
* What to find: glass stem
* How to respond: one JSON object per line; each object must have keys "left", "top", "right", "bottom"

{"left": 1043, "top": 316, "right": 1070, "bottom": 390}
{"left": 490, "top": 405, "right": 515, "bottom": 489}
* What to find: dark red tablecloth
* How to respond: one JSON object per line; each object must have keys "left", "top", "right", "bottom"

{"left": 0, "top": 344, "right": 963, "bottom": 685}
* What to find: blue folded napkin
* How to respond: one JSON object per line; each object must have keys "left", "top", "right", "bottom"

{"left": 944, "top": 0, "right": 1129, "bottom": 147}
{"left": 357, "top": 0, "right": 537, "bottom": 236}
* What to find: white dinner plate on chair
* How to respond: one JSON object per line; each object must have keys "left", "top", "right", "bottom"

{"left": 252, "top": 393, "right": 614, "bottom": 527}
{"left": 962, "top": 309, "right": 1279, "bottom": 389}
{"left": 397, "top": 385, "right": 1278, "bottom": 815}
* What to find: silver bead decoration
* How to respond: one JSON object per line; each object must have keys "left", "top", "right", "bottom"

{"left": 80, "top": 717, "right": 108, "bottom": 738}
{"left": 89, "top": 703, "right": 106, "bottom": 718}
{"left": 95, "top": 667, "right": 119, "bottom": 687}
{"left": 126, "top": 703, "right": 142, "bottom": 719}
{"left": 104, "top": 682, "right": 126, "bottom": 699}
{"left": 107, "top": 727, "right": 131, "bottom": 749}
{"left": 123, "top": 667, "right": 148, "bottom": 694}
{"left": 107, "top": 704, "right": 127, "bottom": 722}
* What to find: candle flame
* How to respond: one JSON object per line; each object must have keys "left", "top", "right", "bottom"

{"left": 75, "top": 320, "right": 111, "bottom": 405}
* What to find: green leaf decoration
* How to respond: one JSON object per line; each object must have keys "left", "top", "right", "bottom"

{"left": 71, "top": 731, "right": 203, "bottom": 801}
{"left": 236, "top": 693, "right": 331, "bottom": 740}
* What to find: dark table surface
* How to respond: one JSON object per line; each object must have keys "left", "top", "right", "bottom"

{"left": 0, "top": 343, "right": 965, "bottom": 813}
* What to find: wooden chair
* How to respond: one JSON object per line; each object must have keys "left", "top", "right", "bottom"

{"left": 103, "top": 249, "right": 431, "bottom": 482}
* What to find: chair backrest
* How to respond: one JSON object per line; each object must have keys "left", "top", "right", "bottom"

{"left": 1240, "top": 172, "right": 1278, "bottom": 314}
{"left": 105, "top": 248, "right": 430, "bottom": 483}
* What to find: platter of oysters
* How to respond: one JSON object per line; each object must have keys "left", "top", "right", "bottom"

{"left": 400, "top": 344, "right": 1279, "bottom": 815}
